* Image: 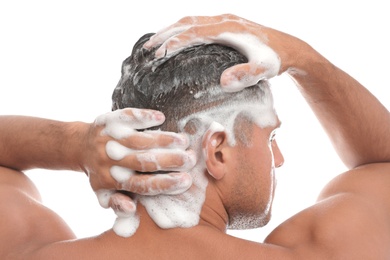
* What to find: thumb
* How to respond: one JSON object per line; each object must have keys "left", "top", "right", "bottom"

{"left": 220, "top": 63, "right": 268, "bottom": 92}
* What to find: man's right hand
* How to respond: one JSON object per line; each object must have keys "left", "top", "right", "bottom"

{"left": 143, "top": 14, "right": 304, "bottom": 92}
{"left": 143, "top": 13, "right": 390, "bottom": 169}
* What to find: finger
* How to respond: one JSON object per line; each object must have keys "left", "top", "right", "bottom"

{"left": 106, "top": 140, "right": 196, "bottom": 171}
{"left": 110, "top": 165, "right": 135, "bottom": 184}
{"left": 95, "top": 189, "right": 115, "bottom": 208}
{"left": 121, "top": 108, "right": 166, "bottom": 129}
{"left": 143, "top": 15, "right": 228, "bottom": 49}
{"left": 89, "top": 170, "right": 118, "bottom": 191}
{"left": 118, "top": 131, "right": 189, "bottom": 150}
{"left": 153, "top": 20, "right": 247, "bottom": 59}
{"left": 113, "top": 214, "right": 140, "bottom": 238}
{"left": 146, "top": 16, "right": 237, "bottom": 58}
{"left": 220, "top": 63, "right": 267, "bottom": 92}
{"left": 144, "top": 24, "right": 192, "bottom": 50}
{"left": 153, "top": 25, "right": 214, "bottom": 59}
{"left": 96, "top": 108, "right": 165, "bottom": 139}
{"left": 109, "top": 192, "right": 137, "bottom": 217}
{"left": 122, "top": 149, "right": 197, "bottom": 173}
{"left": 120, "top": 171, "right": 192, "bottom": 196}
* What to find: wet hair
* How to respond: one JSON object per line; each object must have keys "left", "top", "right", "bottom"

{"left": 111, "top": 35, "right": 275, "bottom": 232}
{"left": 112, "top": 33, "right": 267, "bottom": 132}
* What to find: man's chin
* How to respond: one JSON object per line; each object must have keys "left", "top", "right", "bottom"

{"left": 227, "top": 210, "right": 272, "bottom": 230}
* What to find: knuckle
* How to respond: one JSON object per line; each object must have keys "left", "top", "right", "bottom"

{"left": 165, "top": 36, "right": 180, "bottom": 49}
{"left": 101, "top": 172, "right": 115, "bottom": 186}
{"left": 179, "top": 16, "right": 194, "bottom": 24}
{"left": 123, "top": 177, "right": 147, "bottom": 194}
{"left": 222, "top": 13, "right": 234, "bottom": 19}
{"left": 97, "top": 148, "right": 109, "bottom": 165}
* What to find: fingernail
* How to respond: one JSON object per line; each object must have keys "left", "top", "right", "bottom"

{"left": 152, "top": 111, "right": 165, "bottom": 123}
{"left": 155, "top": 47, "right": 166, "bottom": 59}
{"left": 115, "top": 200, "right": 136, "bottom": 217}
{"left": 143, "top": 41, "right": 151, "bottom": 49}
{"left": 143, "top": 34, "right": 156, "bottom": 50}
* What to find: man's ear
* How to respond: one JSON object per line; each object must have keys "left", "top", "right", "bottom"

{"left": 202, "top": 122, "right": 230, "bottom": 180}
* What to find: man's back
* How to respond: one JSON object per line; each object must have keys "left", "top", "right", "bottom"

{"left": 2, "top": 163, "right": 390, "bottom": 259}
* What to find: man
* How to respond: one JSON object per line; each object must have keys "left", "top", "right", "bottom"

{"left": 1, "top": 30, "right": 283, "bottom": 259}
{"left": 1, "top": 14, "right": 389, "bottom": 259}
{"left": 108, "top": 32, "right": 283, "bottom": 237}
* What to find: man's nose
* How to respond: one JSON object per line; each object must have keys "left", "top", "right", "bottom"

{"left": 272, "top": 141, "right": 284, "bottom": 168}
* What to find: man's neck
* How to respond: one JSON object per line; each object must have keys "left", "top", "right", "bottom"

{"left": 197, "top": 183, "right": 229, "bottom": 232}
{"left": 135, "top": 182, "right": 229, "bottom": 233}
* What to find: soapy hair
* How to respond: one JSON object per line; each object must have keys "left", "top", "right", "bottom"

{"left": 110, "top": 33, "right": 276, "bottom": 232}
{"left": 111, "top": 33, "right": 268, "bottom": 132}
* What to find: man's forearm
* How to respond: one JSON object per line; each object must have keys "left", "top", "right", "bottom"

{"left": 287, "top": 44, "right": 390, "bottom": 168}
{"left": 0, "top": 115, "right": 87, "bottom": 171}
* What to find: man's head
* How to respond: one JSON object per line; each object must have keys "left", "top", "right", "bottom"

{"left": 113, "top": 33, "right": 266, "bottom": 132}
{"left": 112, "top": 33, "right": 283, "bottom": 231}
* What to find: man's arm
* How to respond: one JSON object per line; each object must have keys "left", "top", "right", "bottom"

{"left": 0, "top": 115, "right": 86, "bottom": 171}
{"left": 0, "top": 110, "right": 193, "bottom": 173}
{"left": 144, "top": 14, "right": 390, "bottom": 169}
{"left": 0, "top": 109, "right": 194, "bottom": 216}
{"left": 284, "top": 43, "right": 390, "bottom": 168}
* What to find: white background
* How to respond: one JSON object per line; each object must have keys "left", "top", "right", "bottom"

{"left": 0, "top": 0, "right": 389, "bottom": 242}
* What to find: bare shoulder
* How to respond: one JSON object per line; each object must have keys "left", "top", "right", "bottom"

{"left": 265, "top": 163, "right": 390, "bottom": 259}
{"left": 318, "top": 162, "right": 390, "bottom": 202}
{"left": 0, "top": 166, "right": 75, "bottom": 259}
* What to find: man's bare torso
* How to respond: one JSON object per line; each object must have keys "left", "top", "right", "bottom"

{"left": 2, "top": 163, "right": 390, "bottom": 259}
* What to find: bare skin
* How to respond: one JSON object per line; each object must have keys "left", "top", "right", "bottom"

{"left": 1, "top": 14, "right": 390, "bottom": 259}
{"left": 0, "top": 109, "right": 194, "bottom": 214}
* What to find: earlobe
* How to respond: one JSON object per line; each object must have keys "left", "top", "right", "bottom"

{"left": 202, "top": 122, "right": 229, "bottom": 180}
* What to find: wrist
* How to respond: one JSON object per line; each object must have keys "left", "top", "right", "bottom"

{"left": 285, "top": 40, "right": 332, "bottom": 83}
{"left": 63, "top": 121, "right": 90, "bottom": 173}
{"left": 284, "top": 38, "right": 317, "bottom": 75}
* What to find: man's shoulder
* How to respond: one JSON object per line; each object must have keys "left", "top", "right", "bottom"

{"left": 0, "top": 166, "right": 40, "bottom": 199}
{"left": 265, "top": 162, "right": 390, "bottom": 258}
{"left": 0, "top": 167, "right": 76, "bottom": 259}
{"left": 318, "top": 162, "right": 390, "bottom": 202}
